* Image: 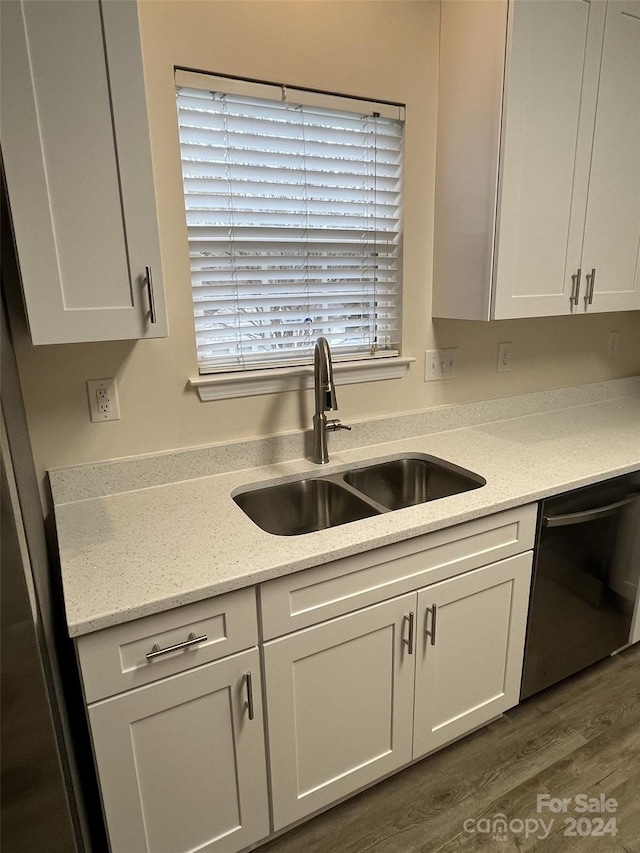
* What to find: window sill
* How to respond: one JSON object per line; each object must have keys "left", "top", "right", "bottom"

{"left": 188, "top": 356, "right": 415, "bottom": 402}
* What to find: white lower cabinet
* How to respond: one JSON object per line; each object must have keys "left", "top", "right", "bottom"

{"left": 413, "top": 553, "right": 532, "bottom": 757}
{"left": 77, "top": 589, "right": 269, "bottom": 853}
{"left": 264, "top": 551, "right": 533, "bottom": 831}
{"left": 263, "top": 594, "right": 416, "bottom": 830}
{"left": 87, "top": 649, "right": 269, "bottom": 853}
{"left": 78, "top": 507, "right": 536, "bottom": 852}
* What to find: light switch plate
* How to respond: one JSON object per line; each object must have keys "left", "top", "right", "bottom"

{"left": 425, "top": 348, "right": 458, "bottom": 381}
{"left": 87, "top": 379, "right": 120, "bottom": 422}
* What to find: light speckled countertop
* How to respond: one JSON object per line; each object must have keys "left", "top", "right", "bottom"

{"left": 51, "top": 379, "right": 640, "bottom": 637}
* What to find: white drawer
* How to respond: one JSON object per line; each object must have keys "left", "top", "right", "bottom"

{"left": 260, "top": 505, "right": 537, "bottom": 639}
{"left": 77, "top": 587, "right": 258, "bottom": 703}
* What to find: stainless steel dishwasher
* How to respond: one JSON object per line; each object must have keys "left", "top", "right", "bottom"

{"left": 520, "top": 472, "right": 640, "bottom": 700}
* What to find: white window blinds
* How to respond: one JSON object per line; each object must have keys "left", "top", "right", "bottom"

{"left": 175, "top": 71, "right": 404, "bottom": 373}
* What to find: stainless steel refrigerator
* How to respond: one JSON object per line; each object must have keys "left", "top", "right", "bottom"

{"left": 1, "top": 285, "right": 99, "bottom": 850}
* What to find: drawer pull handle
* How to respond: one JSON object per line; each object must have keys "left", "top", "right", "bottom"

{"left": 145, "top": 265, "right": 157, "bottom": 324}
{"left": 146, "top": 632, "right": 207, "bottom": 660}
{"left": 403, "top": 612, "right": 415, "bottom": 655}
{"left": 425, "top": 604, "right": 437, "bottom": 646}
{"left": 244, "top": 672, "right": 255, "bottom": 721}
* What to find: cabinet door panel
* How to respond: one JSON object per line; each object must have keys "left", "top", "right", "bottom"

{"left": 100, "top": 0, "right": 167, "bottom": 335}
{"left": 582, "top": 0, "right": 640, "bottom": 312}
{"left": 413, "top": 553, "right": 532, "bottom": 758}
{"left": 88, "top": 650, "right": 268, "bottom": 853}
{"left": 492, "top": 0, "right": 606, "bottom": 318}
{"left": 264, "top": 595, "right": 415, "bottom": 830}
{"left": 0, "top": 0, "right": 166, "bottom": 343}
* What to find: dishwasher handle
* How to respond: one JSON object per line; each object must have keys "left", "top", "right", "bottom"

{"left": 543, "top": 492, "right": 640, "bottom": 528}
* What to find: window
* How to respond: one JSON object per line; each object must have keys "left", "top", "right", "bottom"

{"left": 175, "top": 71, "right": 404, "bottom": 376}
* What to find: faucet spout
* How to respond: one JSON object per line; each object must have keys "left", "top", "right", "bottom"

{"left": 314, "top": 336, "right": 338, "bottom": 414}
{"left": 312, "top": 337, "right": 350, "bottom": 464}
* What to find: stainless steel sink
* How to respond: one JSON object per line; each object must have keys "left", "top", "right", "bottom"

{"left": 233, "top": 477, "right": 380, "bottom": 536}
{"left": 234, "top": 454, "right": 485, "bottom": 535}
{"left": 343, "top": 456, "right": 485, "bottom": 511}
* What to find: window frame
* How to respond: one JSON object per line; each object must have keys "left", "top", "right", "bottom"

{"left": 175, "top": 69, "right": 408, "bottom": 397}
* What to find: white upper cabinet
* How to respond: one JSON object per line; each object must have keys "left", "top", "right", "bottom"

{"left": 433, "top": 0, "right": 640, "bottom": 320}
{"left": 493, "top": 0, "right": 605, "bottom": 318}
{"left": 581, "top": 0, "right": 640, "bottom": 312}
{"left": 0, "top": 0, "right": 168, "bottom": 344}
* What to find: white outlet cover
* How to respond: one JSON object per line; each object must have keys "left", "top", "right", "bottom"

{"left": 87, "top": 379, "right": 120, "bottom": 423}
{"left": 497, "top": 342, "right": 512, "bottom": 373}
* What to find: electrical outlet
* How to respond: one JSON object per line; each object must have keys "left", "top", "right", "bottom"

{"left": 607, "top": 331, "right": 620, "bottom": 357}
{"left": 425, "top": 348, "right": 458, "bottom": 381}
{"left": 87, "top": 379, "right": 120, "bottom": 422}
{"left": 96, "top": 387, "right": 110, "bottom": 414}
{"left": 497, "top": 342, "right": 512, "bottom": 373}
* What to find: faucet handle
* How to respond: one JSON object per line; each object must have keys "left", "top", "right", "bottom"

{"left": 326, "top": 419, "right": 352, "bottom": 432}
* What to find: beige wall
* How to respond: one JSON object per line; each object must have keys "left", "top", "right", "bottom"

{"left": 9, "top": 0, "right": 640, "bottom": 485}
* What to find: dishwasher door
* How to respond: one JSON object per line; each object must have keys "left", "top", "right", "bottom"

{"left": 521, "top": 473, "right": 640, "bottom": 700}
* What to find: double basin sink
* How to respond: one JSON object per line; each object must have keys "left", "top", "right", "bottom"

{"left": 234, "top": 454, "right": 485, "bottom": 536}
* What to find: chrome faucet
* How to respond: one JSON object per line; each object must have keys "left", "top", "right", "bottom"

{"left": 312, "top": 337, "right": 351, "bottom": 464}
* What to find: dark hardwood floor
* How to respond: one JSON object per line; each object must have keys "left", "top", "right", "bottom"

{"left": 260, "top": 643, "right": 640, "bottom": 853}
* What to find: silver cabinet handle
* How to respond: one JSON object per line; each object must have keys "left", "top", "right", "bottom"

{"left": 402, "top": 612, "right": 415, "bottom": 655}
{"left": 570, "top": 268, "right": 581, "bottom": 306}
{"left": 244, "top": 672, "right": 255, "bottom": 721}
{"left": 585, "top": 268, "right": 596, "bottom": 306}
{"left": 146, "top": 632, "right": 207, "bottom": 660}
{"left": 543, "top": 492, "right": 640, "bottom": 528}
{"left": 145, "top": 265, "right": 157, "bottom": 324}
{"left": 425, "top": 604, "right": 437, "bottom": 646}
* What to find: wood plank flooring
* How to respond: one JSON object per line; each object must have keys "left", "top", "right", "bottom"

{"left": 259, "top": 643, "right": 640, "bottom": 853}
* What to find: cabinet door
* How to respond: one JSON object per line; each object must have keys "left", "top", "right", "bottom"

{"left": 0, "top": 0, "right": 167, "bottom": 344}
{"left": 88, "top": 650, "right": 269, "bottom": 853}
{"left": 264, "top": 594, "right": 415, "bottom": 830}
{"left": 413, "top": 553, "right": 532, "bottom": 759}
{"left": 492, "top": 0, "right": 606, "bottom": 318}
{"left": 581, "top": 0, "right": 640, "bottom": 312}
